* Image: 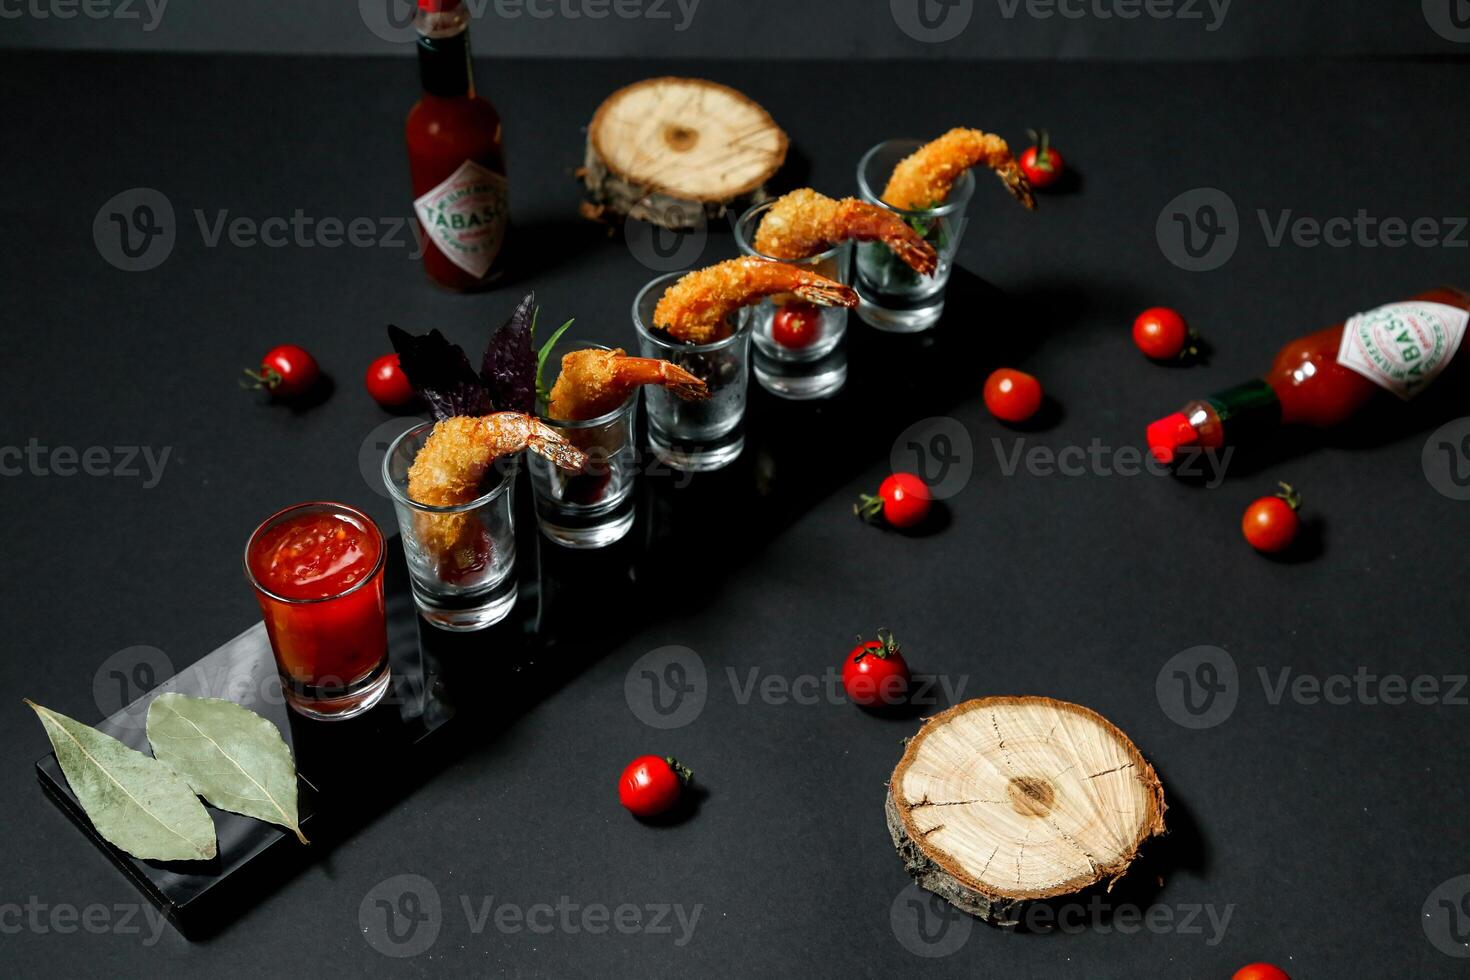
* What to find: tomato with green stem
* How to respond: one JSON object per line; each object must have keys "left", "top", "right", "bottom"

{"left": 855, "top": 473, "right": 931, "bottom": 528}
{"left": 1242, "top": 483, "right": 1302, "bottom": 553}
{"left": 1019, "top": 129, "right": 1064, "bottom": 189}
{"left": 841, "top": 630, "right": 911, "bottom": 707}
{"left": 618, "top": 756, "right": 693, "bottom": 818}
{"left": 244, "top": 345, "right": 319, "bottom": 400}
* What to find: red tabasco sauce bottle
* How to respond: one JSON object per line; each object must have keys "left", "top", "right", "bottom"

{"left": 1147, "top": 287, "right": 1470, "bottom": 463}
{"left": 406, "top": 0, "right": 508, "bottom": 291}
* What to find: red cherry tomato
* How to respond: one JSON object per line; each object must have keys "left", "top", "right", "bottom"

{"left": 855, "top": 473, "right": 932, "bottom": 528}
{"left": 245, "top": 345, "right": 319, "bottom": 400}
{"left": 1133, "top": 307, "right": 1192, "bottom": 360}
{"left": 841, "top": 630, "right": 911, "bottom": 707}
{"left": 984, "top": 368, "right": 1043, "bottom": 423}
{"left": 771, "top": 301, "right": 822, "bottom": 349}
{"left": 366, "top": 353, "right": 416, "bottom": 409}
{"left": 1019, "top": 129, "right": 1064, "bottom": 189}
{"left": 1232, "top": 965, "right": 1290, "bottom": 980}
{"left": 618, "top": 756, "right": 691, "bottom": 818}
{"left": 1242, "top": 483, "right": 1301, "bottom": 554}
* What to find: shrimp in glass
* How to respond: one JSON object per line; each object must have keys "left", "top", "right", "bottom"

{"left": 547, "top": 348, "right": 707, "bottom": 422}
{"left": 881, "top": 128, "right": 1036, "bottom": 212}
{"left": 753, "top": 188, "right": 938, "bottom": 276}
{"left": 406, "top": 412, "right": 585, "bottom": 563}
{"left": 652, "top": 256, "right": 859, "bottom": 345}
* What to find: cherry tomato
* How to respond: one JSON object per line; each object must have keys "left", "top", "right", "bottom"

{"left": 1133, "top": 307, "right": 1193, "bottom": 360}
{"left": 771, "top": 301, "right": 822, "bottom": 349}
{"left": 1019, "top": 129, "right": 1064, "bottom": 189}
{"left": 841, "top": 630, "right": 911, "bottom": 707}
{"left": 366, "top": 353, "right": 416, "bottom": 409}
{"left": 1232, "top": 965, "right": 1290, "bottom": 980}
{"left": 1242, "top": 483, "right": 1302, "bottom": 554}
{"left": 618, "top": 755, "right": 692, "bottom": 818}
{"left": 855, "top": 473, "right": 932, "bottom": 528}
{"left": 245, "top": 345, "right": 320, "bottom": 400}
{"left": 984, "top": 368, "right": 1043, "bottom": 423}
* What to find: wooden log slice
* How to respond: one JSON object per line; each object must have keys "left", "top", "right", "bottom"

{"left": 581, "top": 76, "right": 788, "bottom": 229}
{"left": 887, "top": 696, "right": 1167, "bottom": 927}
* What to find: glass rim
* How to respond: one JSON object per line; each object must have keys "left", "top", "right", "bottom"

{"left": 856, "top": 139, "right": 976, "bottom": 220}
{"left": 632, "top": 271, "right": 751, "bottom": 354}
{"left": 243, "top": 500, "right": 386, "bottom": 606}
{"left": 732, "top": 199, "right": 846, "bottom": 264}
{"left": 381, "top": 419, "right": 519, "bottom": 514}
{"left": 535, "top": 341, "right": 639, "bottom": 428}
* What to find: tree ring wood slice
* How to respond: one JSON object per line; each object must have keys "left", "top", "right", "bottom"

{"left": 887, "top": 696, "right": 1167, "bottom": 926}
{"left": 582, "top": 76, "right": 788, "bottom": 229}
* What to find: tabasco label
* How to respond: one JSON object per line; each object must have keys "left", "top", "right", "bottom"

{"left": 1337, "top": 301, "right": 1468, "bottom": 400}
{"left": 413, "top": 159, "right": 508, "bottom": 279}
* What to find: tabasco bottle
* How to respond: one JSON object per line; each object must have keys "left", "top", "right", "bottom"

{"left": 1147, "top": 287, "right": 1470, "bottom": 463}
{"left": 406, "top": 0, "right": 508, "bottom": 291}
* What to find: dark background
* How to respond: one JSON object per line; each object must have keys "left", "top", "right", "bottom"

{"left": 4, "top": 4, "right": 1470, "bottom": 979}
{"left": 4, "top": 0, "right": 1470, "bottom": 58}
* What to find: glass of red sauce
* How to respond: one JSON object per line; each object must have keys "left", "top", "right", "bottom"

{"left": 244, "top": 502, "right": 391, "bottom": 720}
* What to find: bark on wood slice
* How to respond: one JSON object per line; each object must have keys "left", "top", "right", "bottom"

{"left": 581, "top": 76, "right": 788, "bottom": 229}
{"left": 887, "top": 696, "right": 1166, "bottom": 927}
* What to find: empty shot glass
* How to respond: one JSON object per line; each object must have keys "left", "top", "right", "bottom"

{"left": 853, "top": 139, "right": 976, "bottom": 333}
{"left": 383, "top": 420, "right": 519, "bottom": 631}
{"left": 528, "top": 341, "right": 638, "bottom": 549}
{"left": 732, "top": 201, "right": 851, "bottom": 400}
{"left": 633, "top": 271, "right": 753, "bottom": 472}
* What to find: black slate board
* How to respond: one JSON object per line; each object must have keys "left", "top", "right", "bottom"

{"left": 32, "top": 538, "right": 465, "bottom": 935}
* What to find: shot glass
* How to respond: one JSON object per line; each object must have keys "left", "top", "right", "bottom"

{"left": 528, "top": 341, "right": 638, "bottom": 549}
{"left": 633, "top": 271, "right": 753, "bottom": 472}
{"left": 853, "top": 139, "right": 976, "bottom": 333}
{"left": 383, "top": 421, "right": 519, "bottom": 631}
{"left": 245, "top": 502, "right": 391, "bottom": 720}
{"left": 733, "top": 201, "right": 850, "bottom": 399}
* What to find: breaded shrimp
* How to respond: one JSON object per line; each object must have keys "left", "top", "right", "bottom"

{"left": 653, "top": 257, "right": 859, "bottom": 345}
{"left": 406, "top": 412, "right": 585, "bottom": 566}
{"left": 753, "top": 189, "right": 938, "bottom": 276}
{"left": 881, "top": 128, "right": 1036, "bottom": 212}
{"left": 547, "top": 348, "right": 707, "bottom": 422}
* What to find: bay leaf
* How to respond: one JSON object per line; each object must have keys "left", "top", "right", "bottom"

{"left": 27, "top": 700, "right": 217, "bottom": 862}
{"left": 145, "top": 693, "right": 308, "bottom": 845}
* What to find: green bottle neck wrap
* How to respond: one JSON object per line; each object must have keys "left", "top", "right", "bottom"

{"left": 1206, "top": 379, "right": 1282, "bottom": 444}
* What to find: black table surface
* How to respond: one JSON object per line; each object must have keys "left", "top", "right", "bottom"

{"left": 4, "top": 50, "right": 1470, "bottom": 978}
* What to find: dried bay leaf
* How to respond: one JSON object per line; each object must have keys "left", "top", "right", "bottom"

{"left": 145, "top": 693, "right": 308, "bottom": 845}
{"left": 27, "top": 700, "right": 217, "bottom": 862}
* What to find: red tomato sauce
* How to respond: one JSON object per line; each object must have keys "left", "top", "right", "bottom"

{"left": 247, "top": 508, "right": 387, "bottom": 687}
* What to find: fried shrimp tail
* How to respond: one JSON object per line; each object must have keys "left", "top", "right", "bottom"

{"left": 547, "top": 348, "right": 708, "bottom": 422}
{"left": 407, "top": 412, "right": 585, "bottom": 507}
{"left": 881, "top": 128, "right": 1036, "bottom": 212}
{"left": 405, "top": 412, "right": 586, "bottom": 562}
{"left": 653, "top": 256, "right": 859, "bottom": 345}
{"left": 753, "top": 189, "right": 938, "bottom": 276}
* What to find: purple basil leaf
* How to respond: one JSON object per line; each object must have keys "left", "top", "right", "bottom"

{"left": 388, "top": 324, "right": 494, "bottom": 420}
{"left": 481, "top": 292, "right": 537, "bottom": 415}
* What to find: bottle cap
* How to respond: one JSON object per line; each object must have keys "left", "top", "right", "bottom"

{"left": 1146, "top": 412, "right": 1199, "bottom": 464}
